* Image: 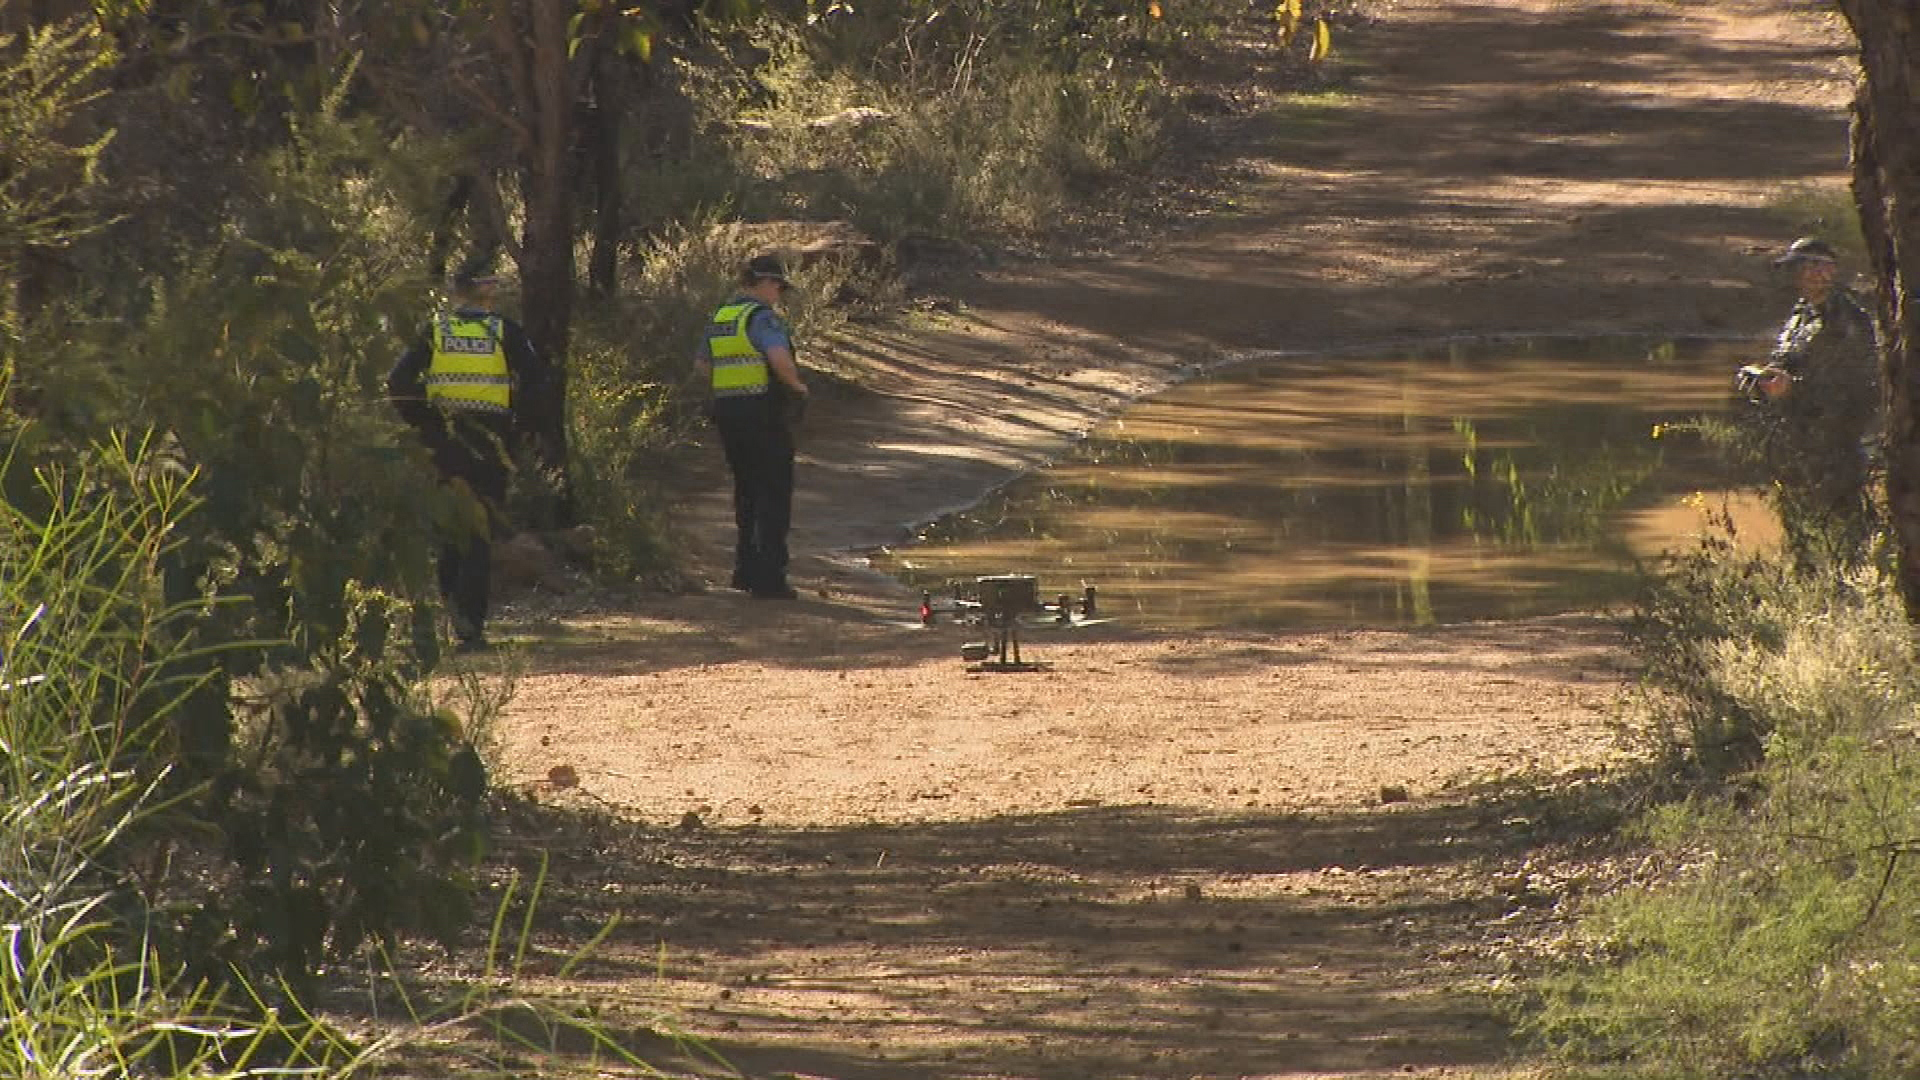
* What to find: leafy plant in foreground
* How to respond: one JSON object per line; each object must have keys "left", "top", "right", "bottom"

{"left": 5, "top": 77, "right": 494, "bottom": 975}
{"left": 1533, "top": 550, "right": 1920, "bottom": 1079}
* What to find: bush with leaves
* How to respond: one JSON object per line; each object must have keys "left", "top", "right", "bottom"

{"left": 0, "top": 430, "right": 667, "bottom": 1077}
{"left": 695, "top": 15, "right": 1174, "bottom": 245}
{"left": 1532, "top": 545, "right": 1920, "bottom": 1079}
{"left": 801, "top": 0, "right": 1224, "bottom": 85}
{"left": 5, "top": 61, "right": 495, "bottom": 977}
{"left": 0, "top": 18, "right": 117, "bottom": 332}
{"left": 0, "top": 432, "right": 282, "bottom": 1068}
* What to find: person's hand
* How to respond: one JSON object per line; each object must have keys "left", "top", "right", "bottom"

{"left": 1738, "top": 363, "right": 1793, "bottom": 403}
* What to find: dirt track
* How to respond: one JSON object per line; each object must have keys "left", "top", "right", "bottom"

{"left": 477, "top": 2, "right": 1861, "bottom": 1076}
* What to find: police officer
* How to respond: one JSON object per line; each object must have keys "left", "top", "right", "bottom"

{"left": 388, "top": 256, "right": 556, "bottom": 650}
{"left": 1735, "top": 236, "right": 1881, "bottom": 555}
{"left": 697, "top": 254, "right": 809, "bottom": 599}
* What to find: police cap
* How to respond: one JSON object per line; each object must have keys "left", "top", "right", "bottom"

{"left": 741, "top": 253, "right": 794, "bottom": 289}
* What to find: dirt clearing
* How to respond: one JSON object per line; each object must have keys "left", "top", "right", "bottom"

{"left": 473, "top": 1, "right": 1860, "bottom": 1075}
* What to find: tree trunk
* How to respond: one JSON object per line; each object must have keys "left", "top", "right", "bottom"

{"left": 505, "top": 0, "right": 575, "bottom": 365}
{"left": 1835, "top": 1, "right": 1920, "bottom": 615}
{"left": 429, "top": 174, "right": 476, "bottom": 283}
{"left": 586, "top": 35, "right": 624, "bottom": 297}
{"left": 492, "top": 0, "right": 578, "bottom": 525}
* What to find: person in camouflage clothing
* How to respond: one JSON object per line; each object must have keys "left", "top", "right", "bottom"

{"left": 1733, "top": 236, "right": 1882, "bottom": 558}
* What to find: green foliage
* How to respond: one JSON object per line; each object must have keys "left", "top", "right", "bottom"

{"left": 625, "top": 0, "right": 1222, "bottom": 253}
{"left": 1533, "top": 550, "right": 1920, "bottom": 1078}
{"left": 2, "top": 385, "right": 486, "bottom": 977}
{"left": 0, "top": 18, "right": 116, "bottom": 331}
{"left": 0, "top": 461, "right": 644, "bottom": 1074}
{"left": 0, "top": 435, "right": 201, "bottom": 931}
{"left": 1634, "top": 404, "right": 1889, "bottom": 767}
{"left": 851, "top": 71, "right": 1167, "bottom": 240}
{"left": 568, "top": 330, "right": 685, "bottom": 583}
{"left": 4, "top": 78, "right": 493, "bottom": 977}
{"left": 802, "top": 0, "right": 1217, "bottom": 83}
{"left": 1682, "top": 403, "right": 1882, "bottom": 568}
{"left": 1627, "top": 516, "right": 1813, "bottom": 769}
{"left": 709, "top": 27, "right": 1173, "bottom": 243}
{"left": 0, "top": 432, "right": 362, "bottom": 1078}
{"left": 565, "top": 217, "right": 736, "bottom": 583}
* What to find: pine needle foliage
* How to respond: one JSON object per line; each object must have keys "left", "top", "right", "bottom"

{"left": 0, "top": 17, "right": 116, "bottom": 334}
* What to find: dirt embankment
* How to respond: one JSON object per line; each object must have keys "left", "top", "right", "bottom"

{"left": 478, "top": 2, "right": 1860, "bottom": 1076}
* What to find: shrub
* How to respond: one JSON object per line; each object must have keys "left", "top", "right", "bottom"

{"left": 1532, "top": 548, "right": 1920, "bottom": 1078}
{"left": 0, "top": 18, "right": 116, "bottom": 334}
{"left": 799, "top": 0, "right": 1227, "bottom": 86}
{"left": 0, "top": 436, "right": 647, "bottom": 1076}
{"left": 5, "top": 79, "right": 493, "bottom": 977}
{"left": 0, "top": 434, "right": 361, "bottom": 1077}
{"left": 669, "top": 9, "right": 1179, "bottom": 250}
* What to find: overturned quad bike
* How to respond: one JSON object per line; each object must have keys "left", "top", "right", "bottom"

{"left": 918, "top": 574, "right": 1106, "bottom": 672}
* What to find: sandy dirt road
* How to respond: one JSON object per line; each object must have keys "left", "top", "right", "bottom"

{"left": 473, "top": 2, "right": 1861, "bottom": 1076}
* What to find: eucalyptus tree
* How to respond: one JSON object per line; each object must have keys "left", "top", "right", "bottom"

{"left": 1833, "top": 1, "right": 1920, "bottom": 614}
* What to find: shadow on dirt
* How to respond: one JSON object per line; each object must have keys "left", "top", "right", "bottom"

{"left": 415, "top": 781, "right": 1624, "bottom": 1080}
{"left": 955, "top": 0, "right": 1851, "bottom": 363}
{"left": 490, "top": 594, "right": 963, "bottom": 678}
{"left": 491, "top": 593, "right": 1624, "bottom": 696}
{"left": 1133, "top": 614, "right": 1629, "bottom": 684}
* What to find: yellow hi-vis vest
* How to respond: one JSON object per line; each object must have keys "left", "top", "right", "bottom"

{"left": 426, "top": 314, "right": 512, "bottom": 415}
{"left": 707, "top": 301, "right": 771, "bottom": 399}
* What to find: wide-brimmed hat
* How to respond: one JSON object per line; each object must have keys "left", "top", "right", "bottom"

{"left": 1772, "top": 236, "right": 1839, "bottom": 267}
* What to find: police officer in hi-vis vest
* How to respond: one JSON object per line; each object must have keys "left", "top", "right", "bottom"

{"left": 388, "top": 255, "right": 556, "bottom": 651}
{"left": 698, "top": 254, "right": 810, "bottom": 599}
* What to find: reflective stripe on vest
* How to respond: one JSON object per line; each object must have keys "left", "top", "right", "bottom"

{"left": 426, "top": 315, "right": 512, "bottom": 414}
{"left": 707, "top": 301, "right": 770, "bottom": 398}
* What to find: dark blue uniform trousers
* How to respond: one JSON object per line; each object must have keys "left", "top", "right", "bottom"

{"left": 716, "top": 414, "right": 795, "bottom": 593}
